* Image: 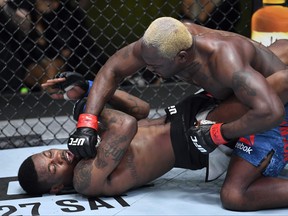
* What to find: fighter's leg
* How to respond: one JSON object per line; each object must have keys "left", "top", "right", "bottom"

{"left": 220, "top": 153, "right": 288, "bottom": 211}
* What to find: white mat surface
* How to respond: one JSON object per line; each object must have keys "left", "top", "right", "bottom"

{"left": 1, "top": 145, "right": 288, "bottom": 215}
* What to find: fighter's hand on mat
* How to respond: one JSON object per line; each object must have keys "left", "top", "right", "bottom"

{"left": 41, "top": 72, "right": 89, "bottom": 100}
{"left": 186, "top": 120, "right": 228, "bottom": 154}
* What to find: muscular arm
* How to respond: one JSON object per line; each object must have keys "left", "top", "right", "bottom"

{"left": 73, "top": 108, "right": 137, "bottom": 196}
{"left": 85, "top": 40, "right": 146, "bottom": 117}
{"left": 210, "top": 42, "right": 286, "bottom": 139}
{"left": 208, "top": 70, "right": 288, "bottom": 123}
{"left": 224, "top": 70, "right": 283, "bottom": 139}
{"left": 41, "top": 76, "right": 150, "bottom": 120}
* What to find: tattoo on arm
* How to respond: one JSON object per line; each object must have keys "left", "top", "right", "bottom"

{"left": 125, "top": 96, "right": 142, "bottom": 115}
{"left": 95, "top": 138, "right": 127, "bottom": 169}
{"left": 232, "top": 72, "right": 256, "bottom": 96}
{"left": 95, "top": 112, "right": 129, "bottom": 169}
{"left": 122, "top": 45, "right": 132, "bottom": 59}
{"left": 126, "top": 149, "right": 138, "bottom": 180}
{"left": 74, "top": 160, "right": 93, "bottom": 192}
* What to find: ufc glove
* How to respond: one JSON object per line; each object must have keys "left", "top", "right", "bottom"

{"left": 54, "top": 72, "right": 91, "bottom": 96}
{"left": 68, "top": 113, "right": 100, "bottom": 158}
{"left": 187, "top": 120, "right": 228, "bottom": 154}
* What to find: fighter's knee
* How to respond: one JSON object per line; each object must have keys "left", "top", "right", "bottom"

{"left": 220, "top": 185, "right": 245, "bottom": 211}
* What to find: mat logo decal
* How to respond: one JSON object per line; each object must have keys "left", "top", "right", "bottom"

{"left": 0, "top": 196, "right": 130, "bottom": 215}
{"left": 0, "top": 176, "right": 130, "bottom": 215}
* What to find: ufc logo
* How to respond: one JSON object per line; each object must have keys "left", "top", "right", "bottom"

{"left": 190, "top": 136, "right": 207, "bottom": 153}
{"left": 167, "top": 105, "right": 177, "bottom": 115}
{"left": 68, "top": 137, "right": 85, "bottom": 146}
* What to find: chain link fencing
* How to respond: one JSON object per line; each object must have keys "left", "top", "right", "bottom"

{"left": 0, "top": 0, "right": 253, "bottom": 149}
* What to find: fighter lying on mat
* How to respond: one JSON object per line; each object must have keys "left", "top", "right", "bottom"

{"left": 19, "top": 74, "right": 233, "bottom": 194}
{"left": 18, "top": 70, "right": 288, "bottom": 211}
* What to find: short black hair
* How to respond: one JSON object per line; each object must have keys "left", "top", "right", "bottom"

{"left": 18, "top": 156, "right": 49, "bottom": 195}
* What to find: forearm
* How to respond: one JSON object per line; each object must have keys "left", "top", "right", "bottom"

{"left": 221, "top": 89, "right": 284, "bottom": 140}
{"left": 208, "top": 71, "right": 288, "bottom": 140}
{"left": 85, "top": 68, "right": 120, "bottom": 116}
{"left": 221, "top": 104, "right": 283, "bottom": 140}
{"left": 84, "top": 41, "right": 144, "bottom": 116}
{"left": 108, "top": 90, "right": 150, "bottom": 120}
{"left": 84, "top": 80, "right": 149, "bottom": 119}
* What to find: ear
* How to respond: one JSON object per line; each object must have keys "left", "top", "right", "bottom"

{"left": 175, "top": 51, "right": 188, "bottom": 63}
{"left": 49, "top": 183, "right": 64, "bottom": 194}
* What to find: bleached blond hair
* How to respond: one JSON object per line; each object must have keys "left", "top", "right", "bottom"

{"left": 142, "top": 17, "right": 193, "bottom": 59}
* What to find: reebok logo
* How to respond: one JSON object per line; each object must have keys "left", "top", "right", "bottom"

{"left": 238, "top": 135, "right": 255, "bottom": 146}
{"left": 68, "top": 137, "right": 85, "bottom": 146}
{"left": 190, "top": 136, "right": 207, "bottom": 153}
{"left": 167, "top": 105, "right": 177, "bottom": 115}
{"left": 235, "top": 142, "right": 253, "bottom": 154}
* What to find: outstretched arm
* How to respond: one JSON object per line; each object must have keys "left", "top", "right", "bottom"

{"left": 41, "top": 72, "right": 150, "bottom": 120}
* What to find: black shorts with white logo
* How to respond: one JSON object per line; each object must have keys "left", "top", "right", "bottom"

{"left": 165, "top": 93, "right": 218, "bottom": 170}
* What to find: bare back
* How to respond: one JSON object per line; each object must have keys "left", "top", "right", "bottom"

{"left": 180, "top": 23, "right": 287, "bottom": 100}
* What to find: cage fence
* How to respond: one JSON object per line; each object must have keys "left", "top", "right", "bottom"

{"left": 0, "top": 0, "right": 252, "bottom": 148}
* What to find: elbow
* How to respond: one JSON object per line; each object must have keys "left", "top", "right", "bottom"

{"left": 260, "top": 103, "right": 285, "bottom": 128}
{"left": 276, "top": 108, "right": 285, "bottom": 125}
{"left": 136, "top": 102, "right": 150, "bottom": 120}
{"left": 124, "top": 115, "right": 138, "bottom": 136}
{"left": 142, "top": 102, "right": 150, "bottom": 118}
{"left": 270, "top": 103, "right": 285, "bottom": 126}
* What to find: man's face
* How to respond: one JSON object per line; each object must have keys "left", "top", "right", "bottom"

{"left": 141, "top": 43, "right": 180, "bottom": 79}
{"left": 32, "top": 149, "right": 80, "bottom": 192}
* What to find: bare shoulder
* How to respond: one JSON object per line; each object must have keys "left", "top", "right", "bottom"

{"left": 182, "top": 20, "right": 212, "bottom": 35}
{"left": 132, "top": 38, "right": 146, "bottom": 61}
{"left": 109, "top": 39, "right": 145, "bottom": 73}
{"left": 210, "top": 35, "right": 256, "bottom": 58}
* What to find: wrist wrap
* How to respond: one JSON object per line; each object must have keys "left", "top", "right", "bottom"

{"left": 77, "top": 114, "right": 98, "bottom": 130}
{"left": 210, "top": 123, "right": 228, "bottom": 145}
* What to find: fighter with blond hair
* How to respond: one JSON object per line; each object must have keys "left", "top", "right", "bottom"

{"left": 63, "top": 17, "right": 288, "bottom": 211}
